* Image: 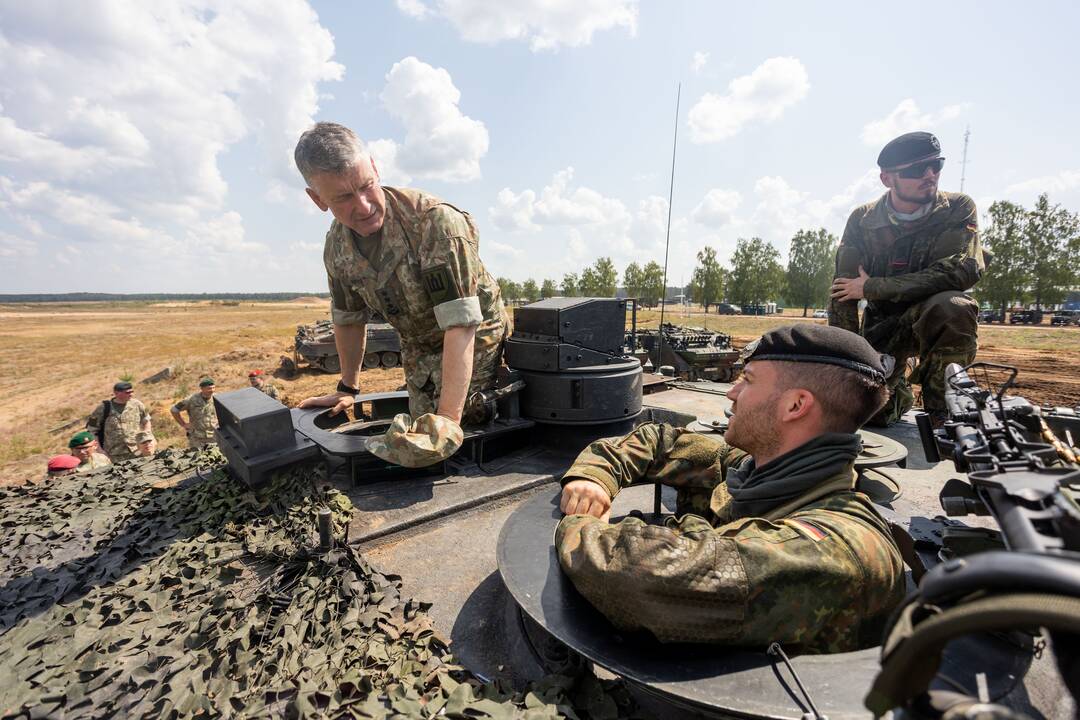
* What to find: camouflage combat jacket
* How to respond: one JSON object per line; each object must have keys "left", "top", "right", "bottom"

{"left": 86, "top": 399, "right": 152, "bottom": 461}
{"left": 556, "top": 423, "right": 905, "bottom": 653}
{"left": 76, "top": 452, "right": 112, "bottom": 473}
{"left": 829, "top": 191, "right": 983, "bottom": 335}
{"left": 173, "top": 393, "right": 218, "bottom": 442}
{"left": 323, "top": 186, "right": 511, "bottom": 415}
{"left": 258, "top": 382, "right": 279, "bottom": 400}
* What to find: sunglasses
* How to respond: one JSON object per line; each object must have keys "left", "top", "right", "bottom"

{"left": 895, "top": 157, "right": 945, "bottom": 179}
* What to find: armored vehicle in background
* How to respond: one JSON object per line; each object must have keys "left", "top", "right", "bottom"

{"left": 633, "top": 322, "right": 742, "bottom": 382}
{"left": 289, "top": 318, "right": 401, "bottom": 374}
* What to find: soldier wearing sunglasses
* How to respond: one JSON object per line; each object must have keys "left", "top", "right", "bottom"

{"left": 829, "top": 131, "right": 984, "bottom": 427}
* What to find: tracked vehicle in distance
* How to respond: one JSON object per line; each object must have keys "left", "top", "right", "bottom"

{"left": 633, "top": 322, "right": 742, "bottom": 382}
{"left": 288, "top": 318, "right": 402, "bottom": 374}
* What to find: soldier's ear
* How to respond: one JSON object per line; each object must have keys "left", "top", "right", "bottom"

{"left": 306, "top": 187, "right": 329, "bottom": 212}
{"left": 370, "top": 156, "right": 380, "bottom": 181}
{"left": 779, "top": 388, "right": 816, "bottom": 423}
{"left": 879, "top": 170, "right": 894, "bottom": 190}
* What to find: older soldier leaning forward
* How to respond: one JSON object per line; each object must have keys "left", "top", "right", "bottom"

{"left": 555, "top": 325, "right": 905, "bottom": 652}
{"left": 830, "top": 131, "right": 984, "bottom": 426}
{"left": 86, "top": 381, "right": 155, "bottom": 462}
{"left": 294, "top": 122, "right": 511, "bottom": 467}
{"left": 171, "top": 378, "right": 219, "bottom": 449}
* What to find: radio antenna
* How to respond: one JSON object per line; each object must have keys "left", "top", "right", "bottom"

{"left": 656, "top": 83, "right": 681, "bottom": 369}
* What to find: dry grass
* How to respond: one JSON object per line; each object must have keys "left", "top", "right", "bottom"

{"left": 0, "top": 300, "right": 405, "bottom": 484}
{"left": 3, "top": 300, "right": 1078, "bottom": 485}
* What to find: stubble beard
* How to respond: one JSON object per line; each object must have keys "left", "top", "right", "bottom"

{"left": 724, "top": 400, "right": 782, "bottom": 461}
{"left": 895, "top": 181, "right": 937, "bottom": 206}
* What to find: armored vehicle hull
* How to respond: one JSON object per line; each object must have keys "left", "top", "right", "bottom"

{"left": 290, "top": 319, "right": 402, "bottom": 374}
{"left": 634, "top": 323, "right": 742, "bottom": 382}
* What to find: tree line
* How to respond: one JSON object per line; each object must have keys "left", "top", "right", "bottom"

{"left": 977, "top": 193, "right": 1080, "bottom": 313}
{"left": 497, "top": 192, "right": 1080, "bottom": 315}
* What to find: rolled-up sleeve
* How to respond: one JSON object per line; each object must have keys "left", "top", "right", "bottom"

{"left": 327, "top": 272, "right": 370, "bottom": 326}
{"left": 418, "top": 205, "right": 484, "bottom": 330}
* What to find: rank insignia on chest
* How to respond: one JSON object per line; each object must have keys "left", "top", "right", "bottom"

{"left": 376, "top": 288, "right": 402, "bottom": 316}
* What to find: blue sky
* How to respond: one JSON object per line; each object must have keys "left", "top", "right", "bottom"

{"left": 2, "top": 0, "right": 1079, "bottom": 293}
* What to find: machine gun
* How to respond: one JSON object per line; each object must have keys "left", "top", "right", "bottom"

{"left": 867, "top": 362, "right": 1080, "bottom": 718}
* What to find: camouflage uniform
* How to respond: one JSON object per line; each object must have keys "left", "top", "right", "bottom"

{"left": 829, "top": 191, "right": 983, "bottom": 416}
{"left": 172, "top": 393, "right": 218, "bottom": 449}
{"left": 75, "top": 452, "right": 112, "bottom": 473}
{"left": 556, "top": 423, "right": 905, "bottom": 653}
{"left": 258, "top": 382, "right": 279, "bottom": 400}
{"left": 86, "top": 399, "right": 153, "bottom": 462}
{"left": 324, "top": 186, "right": 511, "bottom": 422}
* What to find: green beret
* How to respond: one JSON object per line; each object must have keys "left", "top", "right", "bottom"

{"left": 742, "top": 324, "right": 892, "bottom": 384}
{"left": 877, "top": 131, "right": 941, "bottom": 169}
{"left": 114, "top": 381, "right": 133, "bottom": 392}
{"left": 69, "top": 431, "right": 95, "bottom": 448}
{"left": 199, "top": 377, "right": 215, "bottom": 387}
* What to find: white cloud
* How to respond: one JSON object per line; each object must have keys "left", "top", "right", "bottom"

{"left": 860, "top": 99, "right": 968, "bottom": 146}
{"left": 373, "top": 57, "right": 489, "bottom": 184}
{"left": 690, "top": 51, "right": 709, "bottom": 74}
{"left": 490, "top": 187, "right": 540, "bottom": 232}
{"left": 688, "top": 57, "right": 809, "bottom": 143}
{"left": 691, "top": 189, "right": 742, "bottom": 227}
{"left": 1004, "top": 170, "right": 1080, "bottom": 196}
{"left": 0, "top": 0, "right": 342, "bottom": 290}
{"left": 0, "top": 232, "right": 37, "bottom": 259}
{"left": 395, "top": 0, "right": 638, "bottom": 51}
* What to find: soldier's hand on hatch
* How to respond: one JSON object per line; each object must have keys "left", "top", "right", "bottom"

{"left": 560, "top": 480, "right": 611, "bottom": 522}
{"left": 298, "top": 392, "right": 355, "bottom": 417}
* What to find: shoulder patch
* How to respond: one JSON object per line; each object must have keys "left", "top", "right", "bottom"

{"left": 422, "top": 264, "right": 459, "bottom": 305}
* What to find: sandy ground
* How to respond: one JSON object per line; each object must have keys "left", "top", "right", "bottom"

{"left": 2, "top": 302, "right": 1078, "bottom": 486}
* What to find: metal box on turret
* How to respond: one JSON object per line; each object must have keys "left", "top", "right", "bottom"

{"left": 214, "top": 387, "right": 319, "bottom": 487}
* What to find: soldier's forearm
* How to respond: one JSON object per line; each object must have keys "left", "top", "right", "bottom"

{"left": 437, "top": 325, "right": 476, "bottom": 423}
{"left": 334, "top": 323, "right": 367, "bottom": 387}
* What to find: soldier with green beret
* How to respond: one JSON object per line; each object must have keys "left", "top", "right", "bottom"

{"left": 86, "top": 381, "right": 156, "bottom": 461}
{"left": 293, "top": 122, "right": 511, "bottom": 467}
{"left": 555, "top": 324, "right": 905, "bottom": 653}
{"left": 171, "top": 378, "right": 218, "bottom": 449}
{"left": 68, "top": 430, "right": 112, "bottom": 473}
{"left": 829, "top": 131, "right": 983, "bottom": 426}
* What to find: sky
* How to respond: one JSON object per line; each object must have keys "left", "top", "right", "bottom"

{"left": 2, "top": 0, "right": 1079, "bottom": 294}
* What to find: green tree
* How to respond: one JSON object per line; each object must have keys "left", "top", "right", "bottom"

{"left": 623, "top": 262, "right": 644, "bottom": 301}
{"left": 497, "top": 277, "right": 522, "bottom": 303}
{"left": 561, "top": 272, "right": 580, "bottom": 297}
{"left": 640, "top": 261, "right": 665, "bottom": 307}
{"left": 689, "top": 246, "right": 726, "bottom": 311}
{"left": 540, "top": 278, "right": 558, "bottom": 298}
{"left": 728, "top": 237, "right": 784, "bottom": 307}
{"left": 520, "top": 278, "right": 540, "bottom": 302}
{"left": 1024, "top": 194, "right": 1080, "bottom": 310}
{"left": 580, "top": 257, "right": 618, "bottom": 296}
{"left": 786, "top": 228, "right": 838, "bottom": 316}
{"left": 977, "top": 200, "right": 1031, "bottom": 315}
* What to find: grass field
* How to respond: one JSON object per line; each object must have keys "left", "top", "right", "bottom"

{"left": 2, "top": 301, "right": 1078, "bottom": 485}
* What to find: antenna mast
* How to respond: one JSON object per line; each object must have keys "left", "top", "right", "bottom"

{"left": 657, "top": 83, "right": 680, "bottom": 368}
{"left": 960, "top": 126, "right": 970, "bottom": 192}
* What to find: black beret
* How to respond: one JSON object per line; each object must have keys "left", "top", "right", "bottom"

{"left": 877, "top": 131, "right": 941, "bottom": 169}
{"left": 742, "top": 324, "right": 892, "bottom": 383}
{"left": 114, "top": 381, "right": 133, "bottom": 392}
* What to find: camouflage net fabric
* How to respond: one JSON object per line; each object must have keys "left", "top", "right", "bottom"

{"left": 0, "top": 449, "right": 639, "bottom": 719}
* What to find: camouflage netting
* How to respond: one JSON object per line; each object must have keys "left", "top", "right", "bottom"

{"left": 0, "top": 450, "right": 639, "bottom": 719}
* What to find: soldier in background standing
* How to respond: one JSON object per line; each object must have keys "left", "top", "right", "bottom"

{"left": 86, "top": 381, "right": 155, "bottom": 461}
{"left": 555, "top": 325, "right": 905, "bottom": 652}
{"left": 829, "top": 131, "right": 983, "bottom": 425}
{"left": 171, "top": 378, "right": 219, "bottom": 449}
{"left": 68, "top": 431, "right": 112, "bottom": 473}
{"left": 248, "top": 369, "right": 279, "bottom": 400}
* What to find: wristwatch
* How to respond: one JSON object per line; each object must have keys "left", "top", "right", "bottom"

{"left": 336, "top": 380, "right": 359, "bottom": 395}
